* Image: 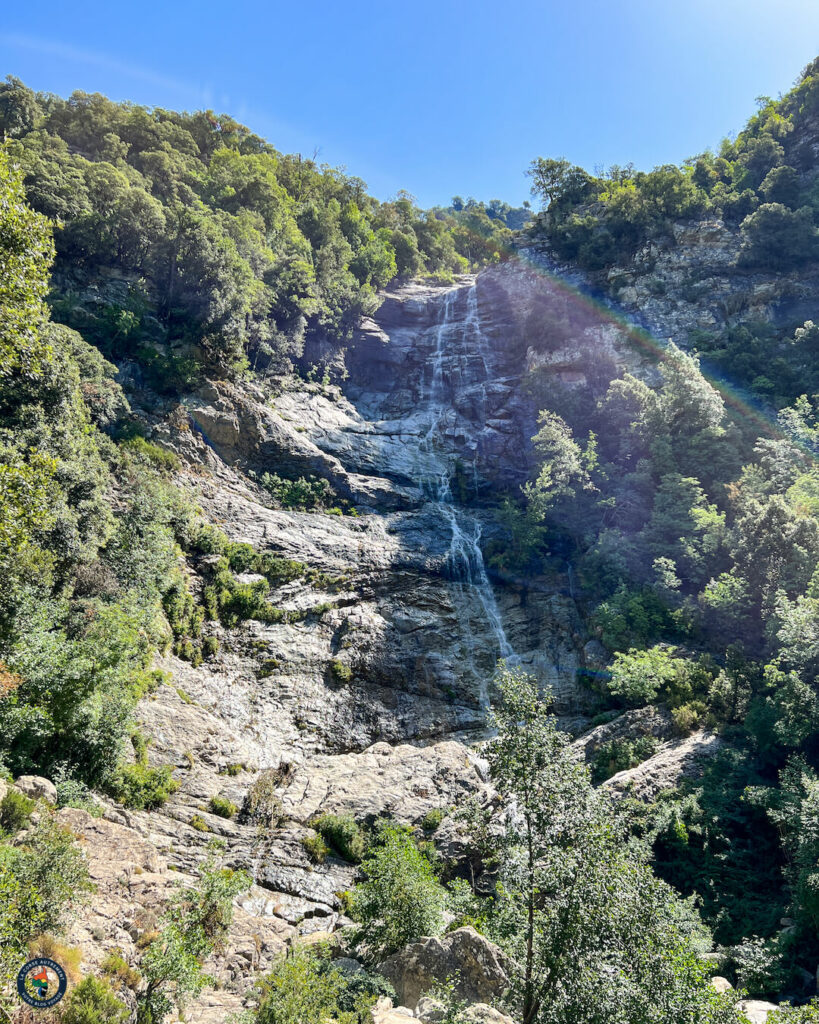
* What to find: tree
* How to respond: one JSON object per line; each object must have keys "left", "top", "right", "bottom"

{"left": 739, "top": 203, "right": 817, "bottom": 269}
{"left": 348, "top": 821, "right": 447, "bottom": 960}
{"left": 485, "top": 664, "right": 736, "bottom": 1024}
{"left": 607, "top": 645, "right": 687, "bottom": 705}
{"left": 0, "top": 148, "right": 54, "bottom": 379}
{"left": 527, "top": 158, "right": 595, "bottom": 212}
{"left": 138, "top": 852, "right": 250, "bottom": 1022}
{"left": 523, "top": 410, "right": 591, "bottom": 516}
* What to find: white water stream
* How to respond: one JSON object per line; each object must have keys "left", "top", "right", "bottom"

{"left": 413, "top": 284, "right": 517, "bottom": 706}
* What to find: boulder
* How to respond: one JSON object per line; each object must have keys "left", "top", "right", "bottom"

{"left": 372, "top": 998, "right": 415, "bottom": 1022}
{"left": 415, "top": 996, "right": 445, "bottom": 1022}
{"left": 737, "top": 1000, "right": 781, "bottom": 1024}
{"left": 14, "top": 775, "right": 57, "bottom": 804}
{"left": 710, "top": 977, "right": 733, "bottom": 993}
{"left": 378, "top": 927, "right": 510, "bottom": 1008}
{"left": 0, "top": 777, "right": 7, "bottom": 803}
{"left": 462, "top": 1007, "right": 515, "bottom": 1024}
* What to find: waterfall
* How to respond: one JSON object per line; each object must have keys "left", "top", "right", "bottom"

{"left": 414, "top": 283, "right": 516, "bottom": 707}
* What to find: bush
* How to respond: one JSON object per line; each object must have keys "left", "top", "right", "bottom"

{"left": 591, "top": 736, "right": 658, "bottom": 783}
{"left": 671, "top": 701, "right": 708, "bottom": 736}
{"left": 242, "top": 768, "right": 285, "bottom": 828}
{"left": 190, "top": 814, "right": 209, "bottom": 832}
{"left": 329, "top": 659, "right": 353, "bottom": 684}
{"left": 208, "top": 795, "right": 237, "bottom": 819}
{"left": 313, "top": 813, "right": 367, "bottom": 863}
{"left": 60, "top": 974, "right": 128, "bottom": 1024}
{"left": 738, "top": 203, "right": 818, "bottom": 269}
{"left": 421, "top": 807, "right": 445, "bottom": 834}
{"left": 256, "top": 948, "right": 379, "bottom": 1024}
{"left": 348, "top": 822, "right": 447, "bottom": 959}
{"left": 0, "top": 788, "right": 34, "bottom": 833}
{"left": 120, "top": 436, "right": 180, "bottom": 473}
{"left": 100, "top": 950, "right": 141, "bottom": 991}
{"left": 302, "top": 832, "right": 330, "bottom": 863}
{"left": 12, "top": 816, "right": 95, "bottom": 934}
{"left": 109, "top": 764, "right": 180, "bottom": 810}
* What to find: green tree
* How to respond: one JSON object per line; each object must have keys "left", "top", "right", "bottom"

{"left": 486, "top": 664, "right": 735, "bottom": 1024}
{"left": 349, "top": 821, "right": 447, "bottom": 959}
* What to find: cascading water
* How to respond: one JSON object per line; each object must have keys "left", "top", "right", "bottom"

{"left": 413, "top": 283, "right": 517, "bottom": 707}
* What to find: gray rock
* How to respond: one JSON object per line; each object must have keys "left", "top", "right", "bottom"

{"left": 14, "top": 775, "right": 57, "bottom": 804}
{"left": 378, "top": 927, "right": 510, "bottom": 1008}
{"left": 462, "top": 1007, "right": 516, "bottom": 1024}
{"left": 415, "top": 995, "right": 445, "bottom": 1022}
{"left": 603, "top": 730, "right": 726, "bottom": 801}
{"left": 737, "top": 1000, "right": 781, "bottom": 1024}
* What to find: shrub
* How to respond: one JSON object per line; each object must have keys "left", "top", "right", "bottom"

{"left": 591, "top": 736, "right": 658, "bottom": 783}
{"left": 190, "top": 814, "right": 210, "bottom": 832}
{"left": 329, "top": 659, "right": 353, "bottom": 684}
{"left": 421, "top": 808, "right": 445, "bottom": 834}
{"left": 242, "top": 768, "right": 285, "bottom": 828}
{"left": 12, "top": 816, "right": 95, "bottom": 934}
{"left": 0, "top": 788, "right": 34, "bottom": 833}
{"left": 738, "top": 203, "right": 818, "bottom": 269}
{"left": 348, "top": 822, "right": 447, "bottom": 959}
{"left": 313, "top": 813, "right": 367, "bottom": 863}
{"left": 120, "top": 436, "right": 180, "bottom": 473}
{"left": 255, "top": 947, "right": 383, "bottom": 1024}
{"left": 671, "top": 701, "right": 708, "bottom": 736}
{"left": 302, "top": 832, "right": 330, "bottom": 863}
{"left": 201, "top": 636, "right": 220, "bottom": 658}
{"left": 109, "top": 764, "right": 180, "bottom": 810}
{"left": 208, "top": 795, "right": 237, "bottom": 819}
{"left": 100, "top": 950, "right": 141, "bottom": 991}
{"left": 61, "top": 975, "right": 129, "bottom": 1024}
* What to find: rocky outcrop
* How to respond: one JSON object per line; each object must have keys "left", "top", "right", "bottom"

{"left": 378, "top": 927, "right": 511, "bottom": 1008}
{"left": 737, "top": 1000, "right": 781, "bottom": 1024}
{"left": 13, "top": 774, "right": 57, "bottom": 804}
{"left": 603, "top": 729, "right": 726, "bottom": 800}
{"left": 80, "top": 269, "right": 621, "bottom": 1022}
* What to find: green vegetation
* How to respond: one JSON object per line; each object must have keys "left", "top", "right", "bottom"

{"left": 528, "top": 60, "right": 819, "bottom": 273}
{"left": 348, "top": 820, "right": 448, "bottom": 959}
{"left": 255, "top": 947, "right": 389, "bottom": 1024}
{"left": 61, "top": 975, "right": 129, "bottom": 1024}
{"left": 136, "top": 852, "right": 250, "bottom": 1022}
{"left": 0, "top": 813, "right": 94, "bottom": 1015}
{"left": 208, "top": 794, "right": 238, "bottom": 819}
{"left": 0, "top": 77, "right": 510, "bottom": 390}
{"left": 311, "top": 812, "right": 367, "bottom": 863}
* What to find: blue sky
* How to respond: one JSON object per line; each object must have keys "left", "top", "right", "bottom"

{"left": 2, "top": 1, "right": 819, "bottom": 208}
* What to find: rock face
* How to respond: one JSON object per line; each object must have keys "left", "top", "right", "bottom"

{"left": 75, "top": 267, "right": 643, "bottom": 1020}
{"left": 378, "top": 927, "right": 511, "bottom": 1008}
{"left": 603, "top": 730, "right": 726, "bottom": 800}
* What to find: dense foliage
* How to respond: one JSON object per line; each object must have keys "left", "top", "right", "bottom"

{"left": 0, "top": 75, "right": 512, "bottom": 389}
{"left": 528, "top": 58, "right": 819, "bottom": 274}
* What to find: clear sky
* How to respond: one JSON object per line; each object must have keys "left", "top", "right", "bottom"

{"left": 2, "top": 1, "right": 819, "bottom": 209}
